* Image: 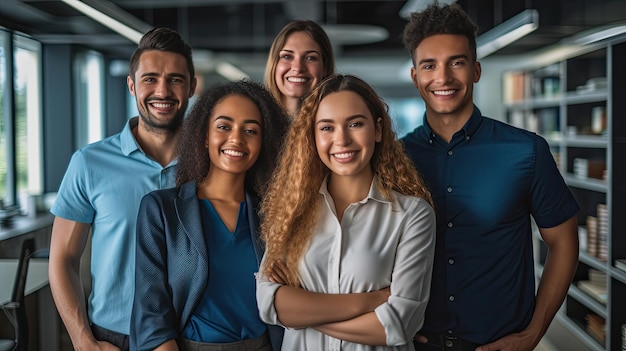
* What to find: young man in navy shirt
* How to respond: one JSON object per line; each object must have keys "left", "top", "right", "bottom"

{"left": 400, "top": 3, "right": 579, "bottom": 351}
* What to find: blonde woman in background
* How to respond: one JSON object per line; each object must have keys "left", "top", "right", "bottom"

{"left": 264, "top": 20, "right": 335, "bottom": 117}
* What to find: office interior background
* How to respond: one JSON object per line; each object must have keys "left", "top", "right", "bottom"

{"left": 1, "top": 0, "right": 625, "bottom": 350}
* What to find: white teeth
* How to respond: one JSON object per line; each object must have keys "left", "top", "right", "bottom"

{"left": 151, "top": 102, "right": 173, "bottom": 108}
{"left": 433, "top": 90, "right": 455, "bottom": 96}
{"left": 334, "top": 152, "right": 354, "bottom": 159}
{"left": 287, "top": 77, "right": 308, "bottom": 83}
{"left": 223, "top": 149, "right": 244, "bottom": 156}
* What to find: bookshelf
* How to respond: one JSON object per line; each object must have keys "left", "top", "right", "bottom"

{"left": 502, "top": 29, "right": 626, "bottom": 351}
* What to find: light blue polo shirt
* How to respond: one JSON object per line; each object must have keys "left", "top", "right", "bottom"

{"left": 51, "top": 117, "right": 178, "bottom": 335}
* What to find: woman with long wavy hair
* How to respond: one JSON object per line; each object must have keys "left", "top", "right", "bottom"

{"left": 256, "top": 74, "right": 436, "bottom": 350}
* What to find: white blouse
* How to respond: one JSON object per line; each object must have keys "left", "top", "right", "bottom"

{"left": 256, "top": 177, "right": 436, "bottom": 351}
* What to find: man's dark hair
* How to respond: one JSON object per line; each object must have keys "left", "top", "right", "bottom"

{"left": 402, "top": 2, "right": 478, "bottom": 63}
{"left": 128, "top": 27, "right": 195, "bottom": 81}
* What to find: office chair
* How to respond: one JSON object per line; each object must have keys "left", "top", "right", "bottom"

{"left": 0, "top": 238, "right": 35, "bottom": 351}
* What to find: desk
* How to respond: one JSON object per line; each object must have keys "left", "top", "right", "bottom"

{"left": 0, "top": 258, "right": 49, "bottom": 304}
{"left": 0, "top": 215, "right": 58, "bottom": 351}
{"left": 0, "top": 214, "right": 54, "bottom": 242}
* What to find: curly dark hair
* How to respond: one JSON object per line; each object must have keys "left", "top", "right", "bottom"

{"left": 175, "top": 79, "right": 290, "bottom": 196}
{"left": 129, "top": 27, "right": 195, "bottom": 82}
{"left": 402, "top": 2, "right": 478, "bottom": 63}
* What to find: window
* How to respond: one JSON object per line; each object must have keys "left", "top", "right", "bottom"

{"left": 14, "top": 34, "right": 43, "bottom": 210}
{"left": 74, "top": 50, "right": 105, "bottom": 147}
{"left": 0, "top": 30, "right": 9, "bottom": 203}
{"left": 0, "top": 29, "right": 43, "bottom": 210}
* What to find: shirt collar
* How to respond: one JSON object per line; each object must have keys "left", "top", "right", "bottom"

{"left": 120, "top": 117, "right": 140, "bottom": 156}
{"left": 422, "top": 105, "right": 483, "bottom": 145}
{"left": 319, "top": 174, "right": 392, "bottom": 205}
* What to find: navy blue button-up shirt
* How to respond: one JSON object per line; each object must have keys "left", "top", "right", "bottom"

{"left": 401, "top": 106, "right": 579, "bottom": 344}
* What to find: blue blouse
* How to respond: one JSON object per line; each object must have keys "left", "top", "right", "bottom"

{"left": 400, "top": 106, "right": 579, "bottom": 344}
{"left": 182, "top": 199, "right": 266, "bottom": 342}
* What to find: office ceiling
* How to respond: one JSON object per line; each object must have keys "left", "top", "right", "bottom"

{"left": 1, "top": 0, "right": 625, "bottom": 91}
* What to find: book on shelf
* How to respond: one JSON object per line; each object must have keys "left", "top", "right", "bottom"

{"left": 588, "top": 269, "right": 606, "bottom": 284}
{"left": 578, "top": 280, "right": 607, "bottom": 304}
{"left": 587, "top": 216, "right": 598, "bottom": 257}
{"left": 597, "top": 204, "right": 608, "bottom": 261}
{"left": 616, "top": 259, "right": 626, "bottom": 273}
{"left": 586, "top": 313, "right": 606, "bottom": 344}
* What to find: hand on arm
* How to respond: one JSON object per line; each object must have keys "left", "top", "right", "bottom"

{"left": 267, "top": 259, "right": 292, "bottom": 286}
{"left": 477, "top": 216, "right": 579, "bottom": 351}
{"left": 49, "top": 217, "right": 114, "bottom": 351}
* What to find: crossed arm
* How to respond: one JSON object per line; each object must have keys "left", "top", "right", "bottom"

{"left": 267, "top": 259, "right": 390, "bottom": 345}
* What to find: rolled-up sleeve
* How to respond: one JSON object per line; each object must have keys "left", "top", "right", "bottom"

{"left": 375, "top": 199, "right": 436, "bottom": 345}
{"left": 255, "top": 260, "right": 286, "bottom": 327}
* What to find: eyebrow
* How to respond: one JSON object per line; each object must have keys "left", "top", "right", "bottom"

{"left": 279, "top": 49, "right": 320, "bottom": 55}
{"left": 316, "top": 114, "right": 367, "bottom": 125}
{"left": 417, "top": 54, "right": 469, "bottom": 66}
{"left": 140, "top": 72, "right": 187, "bottom": 80}
{"left": 215, "top": 115, "right": 261, "bottom": 125}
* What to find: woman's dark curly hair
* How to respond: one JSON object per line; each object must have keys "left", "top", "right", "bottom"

{"left": 402, "top": 2, "right": 478, "bottom": 63}
{"left": 175, "top": 79, "right": 290, "bottom": 196}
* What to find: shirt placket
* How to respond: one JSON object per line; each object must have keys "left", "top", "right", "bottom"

{"left": 327, "top": 210, "right": 345, "bottom": 351}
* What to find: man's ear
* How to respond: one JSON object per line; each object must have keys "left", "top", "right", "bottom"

{"left": 473, "top": 61, "right": 482, "bottom": 83}
{"left": 410, "top": 66, "right": 420, "bottom": 89}
{"left": 127, "top": 76, "right": 136, "bottom": 96}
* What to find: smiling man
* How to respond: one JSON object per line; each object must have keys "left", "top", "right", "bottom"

{"left": 49, "top": 27, "right": 196, "bottom": 351}
{"left": 400, "top": 3, "right": 580, "bottom": 351}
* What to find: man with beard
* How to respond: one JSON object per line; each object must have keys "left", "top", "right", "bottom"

{"left": 49, "top": 27, "right": 196, "bottom": 351}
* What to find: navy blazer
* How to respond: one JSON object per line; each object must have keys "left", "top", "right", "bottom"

{"left": 130, "top": 180, "right": 283, "bottom": 351}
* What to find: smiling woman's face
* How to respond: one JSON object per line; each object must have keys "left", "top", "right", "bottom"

{"left": 314, "top": 90, "right": 381, "bottom": 181}
{"left": 206, "top": 94, "right": 263, "bottom": 177}
{"left": 274, "top": 31, "right": 324, "bottom": 103}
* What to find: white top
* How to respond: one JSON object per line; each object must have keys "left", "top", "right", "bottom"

{"left": 256, "top": 177, "right": 436, "bottom": 351}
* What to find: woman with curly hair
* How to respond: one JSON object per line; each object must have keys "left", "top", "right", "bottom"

{"left": 256, "top": 74, "right": 436, "bottom": 350}
{"left": 131, "top": 80, "right": 289, "bottom": 351}
{"left": 264, "top": 19, "right": 335, "bottom": 117}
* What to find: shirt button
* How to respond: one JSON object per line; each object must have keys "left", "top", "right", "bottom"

{"left": 448, "top": 150, "right": 453, "bottom": 156}
{"left": 447, "top": 187, "right": 452, "bottom": 193}
{"left": 448, "top": 258, "right": 454, "bottom": 264}
{"left": 445, "top": 340, "right": 454, "bottom": 348}
{"left": 447, "top": 222, "right": 453, "bottom": 228}
{"left": 449, "top": 295, "right": 455, "bottom": 302}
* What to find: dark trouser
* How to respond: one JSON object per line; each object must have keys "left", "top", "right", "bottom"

{"left": 180, "top": 333, "right": 271, "bottom": 351}
{"left": 91, "top": 324, "right": 129, "bottom": 351}
{"left": 414, "top": 332, "right": 480, "bottom": 351}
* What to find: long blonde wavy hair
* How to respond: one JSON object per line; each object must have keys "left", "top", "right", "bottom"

{"left": 260, "top": 74, "right": 432, "bottom": 286}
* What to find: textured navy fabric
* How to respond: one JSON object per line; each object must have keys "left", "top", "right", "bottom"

{"left": 131, "top": 181, "right": 283, "bottom": 351}
{"left": 401, "top": 106, "right": 579, "bottom": 344}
